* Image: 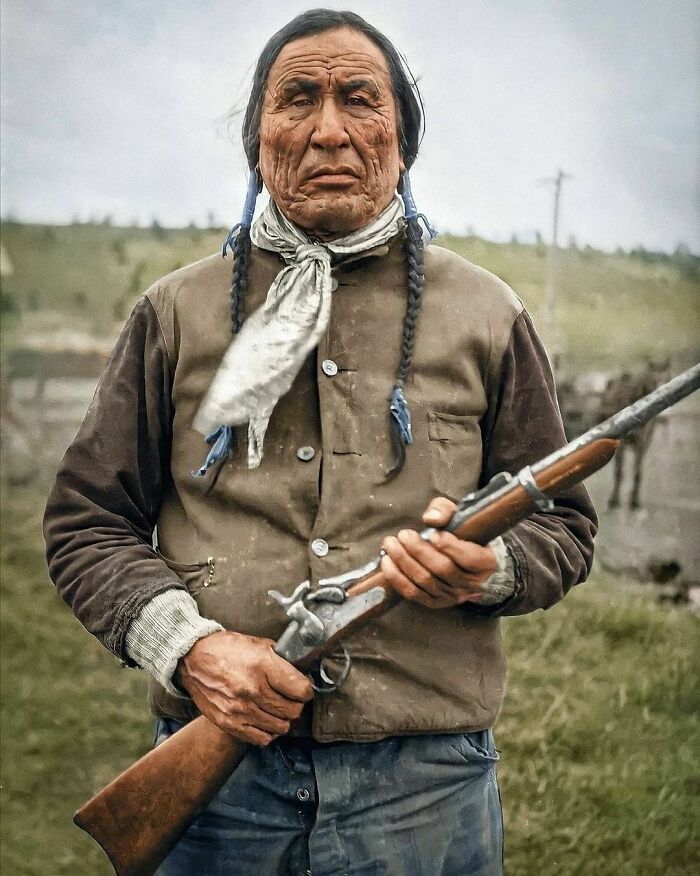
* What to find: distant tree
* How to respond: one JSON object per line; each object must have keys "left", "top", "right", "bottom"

{"left": 102, "top": 215, "right": 113, "bottom": 227}
{"left": 567, "top": 234, "right": 578, "bottom": 250}
{"left": 206, "top": 210, "right": 218, "bottom": 229}
{"left": 534, "top": 230, "right": 544, "bottom": 246}
{"left": 71, "top": 214, "right": 82, "bottom": 225}
{"left": 42, "top": 226, "right": 57, "bottom": 244}
{"left": 510, "top": 233, "right": 519, "bottom": 245}
{"left": 151, "top": 218, "right": 166, "bottom": 240}
{"left": 672, "top": 241, "right": 699, "bottom": 281}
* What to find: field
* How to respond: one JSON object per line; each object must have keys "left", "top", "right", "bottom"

{"left": 1, "top": 484, "right": 698, "bottom": 875}
{"left": 1, "top": 223, "right": 699, "bottom": 874}
{"left": 2, "top": 222, "right": 698, "bottom": 373}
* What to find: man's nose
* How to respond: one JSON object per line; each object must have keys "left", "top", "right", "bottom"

{"left": 310, "top": 97, "right": 351, "bottom": 149}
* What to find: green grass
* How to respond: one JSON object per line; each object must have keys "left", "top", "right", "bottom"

{"left": 1, "top": 486, "right": 698, "bottom": 875}
{"left": 2, "top": 223, "right": 698, "bottom": 375}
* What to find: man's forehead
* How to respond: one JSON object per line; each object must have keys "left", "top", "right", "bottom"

{"left": 268, "top": 28, "right": 391, "bottom": 88}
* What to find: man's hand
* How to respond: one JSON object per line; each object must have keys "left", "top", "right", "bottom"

{"left": 381, "top": 497, "right": 498, "bottom": 608}
{"left": 177, "top": 630, "right": 313, "bottom": 745}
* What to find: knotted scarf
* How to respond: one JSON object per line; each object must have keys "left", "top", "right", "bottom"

{"left": 194, "top": 195, "right": 406, "bottom": 468}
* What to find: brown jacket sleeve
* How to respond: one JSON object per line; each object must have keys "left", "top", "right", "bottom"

{"left": 477, "top": 309, "right": 598, "bottom": 615}
{"left": 43, "top": 296, "right": 186, "bottom": 663}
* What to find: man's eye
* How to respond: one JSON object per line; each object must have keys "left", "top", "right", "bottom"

{"left": 347, "top": 96, "right": 369, "bottom": 107}
{"left": 291, "top": 98, "right": 313, "bottom": 107}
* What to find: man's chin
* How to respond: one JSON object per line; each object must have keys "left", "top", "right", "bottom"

{"left": 285, "top": 195, "right": 376, "bottom": 238}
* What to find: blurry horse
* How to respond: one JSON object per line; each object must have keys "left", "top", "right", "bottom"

{"left": 601, "top": 360, "right": 670, "bottom": 510}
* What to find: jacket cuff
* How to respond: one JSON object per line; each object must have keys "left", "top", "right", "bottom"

{"left": 124, "top": 589, "right": 224, "bottom": 697}
{"left": 478, "top": 536, "right": 516, "bottom": 605}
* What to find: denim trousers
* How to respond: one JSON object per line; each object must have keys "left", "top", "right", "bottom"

{"left": 154, "top": 718, "right": 503, "bottom": 876}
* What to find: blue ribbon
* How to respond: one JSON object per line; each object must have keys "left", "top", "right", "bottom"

{"left": 400, "top": 171, "right": 438, "bottom": 241}
{"left": 192, "top": 426, "right": 234, "bottom": 478}
{"left": 390, "top": 386, "right": 413, "bottom": 445}
{"left": 222, "top": 170, "right": 260, "bottom": 257}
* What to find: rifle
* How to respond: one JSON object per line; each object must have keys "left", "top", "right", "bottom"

{"left": 74, "top": 363, "right": 700, "bottom": 876}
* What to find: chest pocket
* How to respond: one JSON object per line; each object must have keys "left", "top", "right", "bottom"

{"left": 428, "top": 411, "right": 483, "bottom": 503}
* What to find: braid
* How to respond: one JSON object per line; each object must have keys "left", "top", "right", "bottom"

{"left": 398, "top": 217, "right": 425, "bottom": 384}
{"left": 229, "top": 226, "right": 251, "bottom": 335}
{"left": 386, "top": 216, "right": 425, "bottom": 479}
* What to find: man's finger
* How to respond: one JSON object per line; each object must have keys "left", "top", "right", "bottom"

{"left": 237, "top": 724, "right": 277, "bottom": 747}
{"left": 380, "top": 553, "right": 437, "bottom": 604}
{"left": 427, "top": 530, "right": 498, "bottom": 575}
{"left": 247, "top": 704, "right": 291, "bottom": 737}
{"left": 265, "top": 654, "right": 314, "bottom": 702}
{"left": 395, "top": 529, "right": 469, "bottom": 586}
{"left": 422, "top": 496, "right": 458, "bottom": 527}
{"left": 258, "top": 683, "right": 306, "bottom": 721}
{"left": 382, "top": 539, "right": 452, "bottom": 601}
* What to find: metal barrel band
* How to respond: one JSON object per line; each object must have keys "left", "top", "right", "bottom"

{"left": 517, "top": 466, "right": 555, "bottom": 512}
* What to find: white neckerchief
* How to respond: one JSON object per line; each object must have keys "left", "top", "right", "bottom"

{"left": 194, "top": 196, "right": 405, "bottom": 468}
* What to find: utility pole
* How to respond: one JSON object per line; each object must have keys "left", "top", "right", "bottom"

{"left": 538, "top": 169, "right": 572, "bottom": 373}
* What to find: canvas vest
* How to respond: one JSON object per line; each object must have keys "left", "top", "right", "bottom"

{"left": 145, "top": 234, "right": 523, "bottom": 742}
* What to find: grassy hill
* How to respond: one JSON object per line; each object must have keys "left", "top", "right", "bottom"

{"left": 2, "top": 222, "right": 698, "bottom": 374}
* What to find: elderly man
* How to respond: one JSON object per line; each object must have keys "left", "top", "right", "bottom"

{"left": 44, "top": 10, "right": 596, "bottom": 876}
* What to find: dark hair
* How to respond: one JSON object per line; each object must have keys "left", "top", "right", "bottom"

{"left": 229, "top": 9, "right": 426, "bottom": 477}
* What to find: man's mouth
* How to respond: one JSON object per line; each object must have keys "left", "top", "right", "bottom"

{"left": 305, "top": 166, "right": 360, "bottom": 186}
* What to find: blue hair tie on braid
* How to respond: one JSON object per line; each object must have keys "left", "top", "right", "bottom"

{"left": 390, "top": 385, "right": 413, "bottom": 445}
{"left": 196, "top": 172, "right": 261, "bottom": 479}
{"left": 222, "top": 170, "right": 260, "bottom": 257}
{"left": 400, "top": 171, "right": 437, "bottom": 241}
{"left": 192, "top": 426, "right": 234, "bottom": 478}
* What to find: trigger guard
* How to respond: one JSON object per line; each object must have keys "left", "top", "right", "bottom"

{"left": 308, "top": 644, "right": 351, "bottom": 694}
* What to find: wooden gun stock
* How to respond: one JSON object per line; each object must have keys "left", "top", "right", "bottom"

{"left": 73, "top": 437, "right": 620, "bottom": 876}
{"left": 74, "top": 716, "right": 246, "bottom": 876}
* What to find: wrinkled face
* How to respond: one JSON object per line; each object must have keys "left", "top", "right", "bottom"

{"left": 259, "top": 27, "right": 404, "bottom": 237}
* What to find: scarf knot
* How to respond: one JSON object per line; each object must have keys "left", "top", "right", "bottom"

{"left": 294, "top": 243, "right": 329, "bottom": 265}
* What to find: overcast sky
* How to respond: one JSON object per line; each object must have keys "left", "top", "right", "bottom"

{"left": 1, "top": 0, "right": 698, "bottom": 252}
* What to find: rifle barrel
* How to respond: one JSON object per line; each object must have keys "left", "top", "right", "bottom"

{"left": 531, "top": 362, "right": 700, "bottom": 480}
{"left": 595, "top": 363, "right": 700, "bottom": 440}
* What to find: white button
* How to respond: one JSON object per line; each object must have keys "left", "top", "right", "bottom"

{"left": 296, "top": 788, "right": 311, "bottom": 802}
{"left": 322, "top": 359, "right": 338, "bottom": 377}
{"left": 296, "top": 446, "right": 316, "bottom": 462}
{"left": 311, "top": 538, "right": 329, "bottom": 557}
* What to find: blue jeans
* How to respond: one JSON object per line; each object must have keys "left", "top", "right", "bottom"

{"left": 154, "top": 718, "right": 503, "bottom": 876}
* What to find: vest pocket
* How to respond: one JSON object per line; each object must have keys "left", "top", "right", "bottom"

{"left": 155, "top": 548, "right": 214, "bottom": 594}
{"left": 428, "top": 411, "right": 482, "bottom": 502}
